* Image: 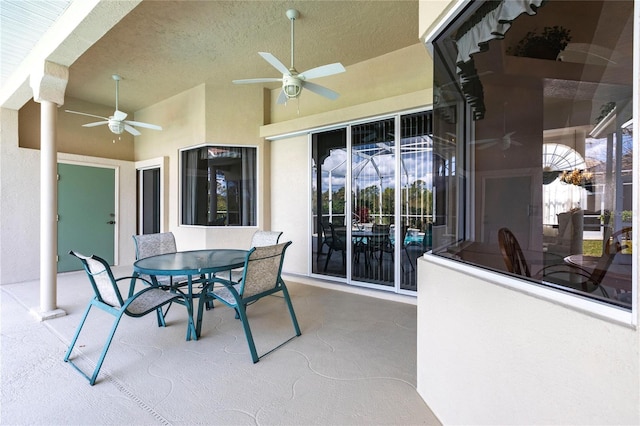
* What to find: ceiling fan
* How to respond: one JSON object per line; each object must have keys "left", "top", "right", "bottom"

{"left": 65, "top": 74, "right": 162, "bottom": 136}
{"left": 472, "top": 103, "right": 521, "bottom": 151}
{"left": 232, "top": 9, "right": 346, "bottom": 104}
{"left": 474, "top": 131, "right": 521, "bottom": 151}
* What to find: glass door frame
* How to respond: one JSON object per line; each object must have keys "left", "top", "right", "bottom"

{"left": 309, "top": 108, "right": 432, "bottom": 295}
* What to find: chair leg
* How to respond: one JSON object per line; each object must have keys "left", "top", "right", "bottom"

{"left": 195, "top": 292, "right": 208, "bottom": 338}
{"left": 281, "top": 283, "right": 301, "bottom": 337}
{"left": 235, "top": 303, "right": 259, "bottom": 363}
{"left": 156, "top": 307, "right": 167, "bottom": 327}
{"left": 64, "top": 302, "right": 92, "bottom": 363}
{"left": 64, "top": 302, "right": 124, "bottom": 386}
{"left": 88, "top": 313, "right": 125, "bottom": 385}
{"left": 404, "top": 246, "right": 415, "bottom": 271}
{"left": 323, "top": 248, "right": 334, "bottom": 271}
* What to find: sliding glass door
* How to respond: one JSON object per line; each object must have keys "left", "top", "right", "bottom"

{"left": 311, "top": 111, "right": 433, "bottom": 293}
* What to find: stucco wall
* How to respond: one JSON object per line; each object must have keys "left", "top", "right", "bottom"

{"left": 133, "top": 83, "right": 265, "bottom": 252}
{"left": 0, "top": 108, "right": 41, "bottom": 283}
{"left": 416, "top": 255, "right": 640, "bottom": 424}
{"left": 269, "top": 43, "right": 432, "bottom": 124}
{"left": 270, "top": 134, "right": 309, "bottom": 275}
{"left": 415, "top": 0, "right": 640, "bottom": 423}
{"left": 0, "top": 104, "right": 136, "bottom": 283}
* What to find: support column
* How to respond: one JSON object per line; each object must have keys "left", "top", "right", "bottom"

{"left": 30, "top": 61, "right": 68, "bottom": 321}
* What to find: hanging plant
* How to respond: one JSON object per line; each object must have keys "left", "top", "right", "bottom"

{"left": 560, "top": 169, "right": 593, "bottom": 192}
{"left": 508, "top": 26, "right": 572, "bottom": 60}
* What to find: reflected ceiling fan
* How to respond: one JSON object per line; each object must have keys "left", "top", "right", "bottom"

{"left": 65, "top": 74, "right": 162, "bottom": 136}
{"left": 472, "top": 103, "right": 521, "bottom": 151}
{"left": 473, "top": 131, "right": 521, "bottom": 151}
{"left": 232, "top": 9, "right": 346, "bottom": 104}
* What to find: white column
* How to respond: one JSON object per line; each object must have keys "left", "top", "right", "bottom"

{"left": 30, "top": 61, "right": 68, "bottom": 321}
{"left": 40, "top": 100, "right": 59, "bottom": 314}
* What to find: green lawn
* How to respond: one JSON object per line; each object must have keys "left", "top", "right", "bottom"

{"left": 583, "top": 239, "right": 602, "bottom": 257}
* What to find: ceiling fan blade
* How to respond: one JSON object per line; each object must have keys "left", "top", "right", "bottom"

{"left": 113, "top": 110, "right": 127, "bottom": 121}
{"left": 258, "top": 52, "right": 291, "bottom": 76}
{"left": 82, "top": 121, "right": 108, "bottom": 128}
{"left": 472, "top": 137, "right": 497, "bottom": 144}
{"left": 299, "top": 62, "right": 346, "bottom": 80}
{"left": 65, "top": 110, "right": 109, "bottom": 121}
{"left": 124, "top": 120, "right": 162, "bottom": 131}
{"left": 124, "top": 124, "right": 141, "bottom": 136}
{"left": 302, "top": 81, "right": 340, "bottom": 100}
{"left": 475, "top": 141, "right": 497, "bottom": 150}
{"left": 276, "top": 90, "right": 288, "bottom": 105}
{"left": 232, "top": 78, "right": 283, "bottom": 85}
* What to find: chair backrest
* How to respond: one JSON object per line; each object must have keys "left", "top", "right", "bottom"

{"left": 320, "top": 220, "right": 335, "bottom": 243}
{"left": 370, "top": 224, "right": 391, "bottom": 246}
{"left": 69, "top": 251, "right": 124, "bottom": 308}
{"left": 498, "top": 227, "right": 531, "bottom": 277}
{"left": 132, "top": 232, "right": 178, "bottom": 260}
{"left": 251, "top": 230, "right": 283, "bottom": 247}
{"left": 240, "top": 241, "right": 292, "bottom": 299}
{"left": 328, "top": 222, "right": 346, "bottom": 248}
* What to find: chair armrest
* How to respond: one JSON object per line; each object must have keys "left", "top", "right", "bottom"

{"left": 200, "top": 275, "right": 237, "bottom": 295}
{"left": 118, "top": 275, "right": 165, "bottom": 298}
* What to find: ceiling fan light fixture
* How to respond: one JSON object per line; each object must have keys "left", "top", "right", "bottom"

{"left": 283, "top": 75, "right": 302, "bottom": 98}
{"left": 108, "top": 119, "right": 125, "bottom": 134}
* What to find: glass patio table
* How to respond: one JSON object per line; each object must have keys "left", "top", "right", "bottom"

{"left": 133, "top": 249, "right": 248, "bottom": 341}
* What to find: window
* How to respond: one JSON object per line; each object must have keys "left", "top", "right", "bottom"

{"left": 181, "top": 145, "right": 256, "bottom": 226}
{"left": 311, "top": 111, "right": 433, "bottom": 292}
{"left": 431, "top": 0, "right": 633, "bottom": 309}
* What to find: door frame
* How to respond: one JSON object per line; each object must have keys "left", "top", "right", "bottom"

{"left": 58, "top": 159, "right": 119, "bottom": 266}
{"left": 135, "top": 157, "right": 167, "bottom": 233}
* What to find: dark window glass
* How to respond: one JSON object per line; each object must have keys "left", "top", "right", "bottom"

{"left": 432, "top": 0, "right": 633, "bottom": 309}
{"left": 181, "top": 146, "right": 256, "bottom": 226}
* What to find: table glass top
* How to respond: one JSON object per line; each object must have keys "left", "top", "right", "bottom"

{"left": 133, "top": 249, "right": 247, "bottom": 275}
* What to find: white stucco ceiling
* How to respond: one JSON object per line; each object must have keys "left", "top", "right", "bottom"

{"left": 2, "top": 0, "right": 421, "bottom": 113}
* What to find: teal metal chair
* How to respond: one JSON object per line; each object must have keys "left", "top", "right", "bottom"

{"left": 214, "top": 230, "right": 283, "bottom": 283}
{"left": 196, "top": 241, "right": 301, "bottom": 363}
{"left": 133, "top": 232, "right": 196, "bottom": 319}
{"left": 323, "top": 222, "right": 346, "bottom": 272}
{"left": 132, "top": 232, "right": 190, "bottom": 286}
{"left": 64, "top": 251, "right": 191, "bottom": 385}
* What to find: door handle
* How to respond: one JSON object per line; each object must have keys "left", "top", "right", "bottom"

{"left": 107, "top": 220, "right": 116, "bottom": 225}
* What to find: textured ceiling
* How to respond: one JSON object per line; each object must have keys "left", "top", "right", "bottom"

{"left": 62, "top": 0, "right": 420, "bottom": 113}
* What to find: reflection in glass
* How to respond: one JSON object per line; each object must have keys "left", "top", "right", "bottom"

{"left": 312, "top": 129, "right": 347, "bottom": 278}
{"left": 311, "top": 112, "right": 433, "bottom": 291}
{"left": 431, "top": 0, "right": 633, "bottom": 309}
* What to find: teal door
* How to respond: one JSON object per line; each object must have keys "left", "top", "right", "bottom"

{"left": 58, "top": 163, "right": 115, "bottom": 272}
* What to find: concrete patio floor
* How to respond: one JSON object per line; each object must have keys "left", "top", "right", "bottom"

{"left": 1, "top": 265, "right": 439, "bottom": 425}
